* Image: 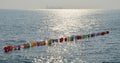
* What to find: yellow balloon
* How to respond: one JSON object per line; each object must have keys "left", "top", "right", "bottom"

{"left": 30, "top": 42, "right": 35, "bottom": 47}
{"left": 47, "top": 40, "right": 51, "bottom": 46}
{"left": 67, "top": 37, "right": 70, "bottom": 42}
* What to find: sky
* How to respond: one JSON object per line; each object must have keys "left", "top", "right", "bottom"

{"left": 0, "top": 0, "right": 120, "bottom": 9}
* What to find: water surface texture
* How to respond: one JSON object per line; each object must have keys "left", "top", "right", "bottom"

{"left": 0, "top": 9, "right": 120, "bottom": 63}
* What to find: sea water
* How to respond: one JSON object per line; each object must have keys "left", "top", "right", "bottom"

{"left": 0, "top": 9, "right": 120, "bottom": 63}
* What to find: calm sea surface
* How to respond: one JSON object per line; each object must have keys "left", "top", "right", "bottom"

{"left": 0, "top": 9, "right": 120, "bottom": 63}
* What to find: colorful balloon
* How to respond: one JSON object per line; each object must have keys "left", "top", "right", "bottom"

{"left": 3, "top": 31, "right": 110, "bottom": 53}
{"left": 37, "top": 41, "right": 42, "bottom": 46}
{"left": 91, "top": 33, "right": 95, "bottom": 37}
{"left": 42, "top": 41, "right": 46, "bottom": 45}
{"left": 82, "top": 35, "right": 88, "bottom": 39}
{"left": 23, "top": 43, "right": 27, "bottom": 49}
{"left": 14, "top": 45, "right": 17, "bottom": 50}
{"left": 30, "top": 42, "right": 37, "bottom": 47}
{"left": 64, "top": 38, "right": 67, "bottom": 42}
{"left": 59, "top": 38, "right": 64, "bottom": 43}
{"left": 96, "top": 32, "right": 101, "bottom": 36}
{"left": 106, "top": 31, "right": 109, "bottom": 34}
{"left": 14, "top": 45, "right": 21, "bottom": 50}
{"left": 30, "top": 42, "right": 34, "bottom": 47}
{"left": 76, "top": 35, "right": 82, "bottom": 40}
{"left": 4, "top": 46, "right": 9, "bottom": 53}
{"left": 47, "top": 40, "right": 51, "bottom": 46}
{"left": 8, "top": 45, "right": 13, "bottom": 51}
{"left": 70, "top": 36, "right": 74, "bottom": 41}
{"left": 18, "top": 45, "right": 21, "bottom": 50}
{"left": 67, "top": 37, "right": 70, "bottom": 42}
{"left": 26, "top": 43, "right": 30, "bottom": 48}
{"left": 87, "top": 34, "right": 91, "bottom": 38}
{"left": 101, "top": 32, "right": 105, "bottom": 35}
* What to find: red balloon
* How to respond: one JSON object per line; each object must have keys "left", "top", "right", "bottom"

{"left": 64, "top": 38, "right": 67, "bottom": 42}
{"left": 8, "top": 45, "right": 13, "bottom": 51}
{"left": 4, "top": 46, "right": 9, "bottom": 53}
{"left": 59, "top": 38, "right": 63, "bottom": 42}
{"left": 76, "top": 35, "right": 82, "bottom": 40}
{"left": 101, "top": 32, "right": 105, "bottom": 35}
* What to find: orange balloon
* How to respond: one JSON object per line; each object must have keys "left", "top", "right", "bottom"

{"left": 23, "top": 43, "right": 27, "bottom": 49}
{"left": 33, "top": 42, "right": 37, "bottom": 46}
{"left": 42, "top": 41, "right": 46, "bottom": 45}
{"left": 9, "top": 45, "right": 13, "bottom": 51}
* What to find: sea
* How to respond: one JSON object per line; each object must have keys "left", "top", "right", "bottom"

{"left": 0, "top": 9, "right": 120, "bottom": 63}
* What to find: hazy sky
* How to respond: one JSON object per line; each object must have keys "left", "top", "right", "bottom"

{"left": 0, "top": 0, "right": 120, "bottom": 9}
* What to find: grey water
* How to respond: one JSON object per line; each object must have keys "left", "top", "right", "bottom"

{"left": 0, "top": 9, "right": 120, "bottom": 63}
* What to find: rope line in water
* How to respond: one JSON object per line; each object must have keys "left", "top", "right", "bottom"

{"left": 3, "top": 31, "right": 109, "bottom": 53}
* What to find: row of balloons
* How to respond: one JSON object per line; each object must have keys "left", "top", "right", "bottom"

{"left": 4, "top": 31, "right": 109, "bottom": 53}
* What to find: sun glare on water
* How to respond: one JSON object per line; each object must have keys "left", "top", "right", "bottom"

{"left": 49, "top": 9, "right": 98, "bottom": 36}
